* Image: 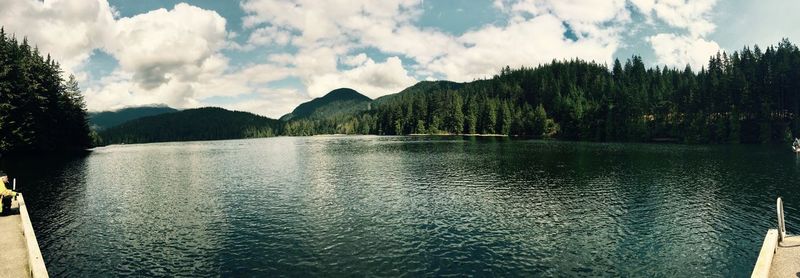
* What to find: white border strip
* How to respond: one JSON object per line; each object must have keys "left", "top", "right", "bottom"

{"left": 752, "top": 229, "right": 778, "bottom": 278}
{"left": 18, "top": 194, "right": 49, "bottom": 278}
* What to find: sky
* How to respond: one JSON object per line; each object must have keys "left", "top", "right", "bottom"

{"left": 0, "top": 0, "right": 798, "bottom": 118}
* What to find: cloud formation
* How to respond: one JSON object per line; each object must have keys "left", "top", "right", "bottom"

{"left": 0, "top": 0, "right": 760, "bottom": 118}
{"left": 0, "top": 0, "right": 115, "bottom": 71}
{"left": 241, "top": 0, "right": 628, "bottom": 83}
{"left": 107, "top": 3, "right": 228, "bottom": 89}
{"left": 308, "top": 56, "right": 417, "bottom": 99}
{"left": 83, "top": 3, "right": 245, "bottom": 111}
{"left": 427, "top": 14, "right": 619, "bottom": 81}
{"left": 648, "top": 33, "right": 719, "bottom": 70}
{"left": 240, "top": 0, "right": 431, "bottom": 98}
{"left": 633, "top": 0, "right": 721, "bottom": 69}
{"left": 633, "top": 0, "right": 717, "bottom": 36}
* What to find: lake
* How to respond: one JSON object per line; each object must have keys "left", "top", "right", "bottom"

{"left": 1, "top": 136, "right": 796, "bottom": 277}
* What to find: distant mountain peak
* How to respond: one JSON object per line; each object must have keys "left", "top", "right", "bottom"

{"left": 280, "top": 88, "right": 371, "bottom": 121}
{"left": 89, "top": 105, "right": 179, "bottom": 130}
{"left": 91, "top": 103, "right": 172, "bottom": 113}
{"left": 99, "top": 106, "right": 281, "bottom": 145}
{"left": 320, "top": 88, "right": 370, "bottom": 101}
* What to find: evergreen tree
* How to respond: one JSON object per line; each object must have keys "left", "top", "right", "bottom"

{"left": 0, "top": 29, "right": 91, "bottom": 153}
{"left": 465, "top": 95, "right": 478, "bottom": 134}
{"left": 102, "top": 38, "right": 800, "bottom": 145}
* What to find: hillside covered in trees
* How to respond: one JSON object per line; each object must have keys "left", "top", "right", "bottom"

{"left": 286, "top": 39, "right": 800, "bottom": 144}
{"left": 102, "top": 39, "right": 800, "bottom": 145}
{"left": 0, "top": 28, "right": 92, "bottom": 153}
{"left": 280, "top": 88, "right": 371, "bottom": 121}
{"left": 4, "top": 25, "right": 797, "bottom": 148}
{"left": 281, "top": 88, "right": 374, "bottom": 135}
{"left": 99, "top": 107, "right": 282, "bottom": 144}
{"left": 89, "top": 105, "right": 178, "bottom": 130}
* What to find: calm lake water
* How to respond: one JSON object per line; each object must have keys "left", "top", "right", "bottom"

{"left": 1, "top": 136, "right": 797, "bottom": 277}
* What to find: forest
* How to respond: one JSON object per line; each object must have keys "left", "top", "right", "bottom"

{"left": 286, "top": 39, "right": 800, "bottom": 144}
{"left": 4, "top": 28, "right": 800, "bottom": 148}
{"left": 99, "top": 107, "right": 281, "bottom": 145}
{"left": 0, "top": 28, "right": 92, "bottom": 153}
{"left": 89, "top": 105, "right": 177, "bottom": 130}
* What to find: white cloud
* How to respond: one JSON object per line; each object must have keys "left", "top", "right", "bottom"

{"left": 307, "top": 57, "right": 417, "bottom": 99}
{"left": 84, "top": 61, "right": 295, "bottom": 116}
{"left": 358, "top": 25, "right": 459, "bottom": 66}
{"left": 107, "top": 3, "right": 228, "bottom": 89}
{"left": 292, "top": 46, "right": 346, "bottom": 81}
{"left": 240, "top": 0, "right": 625, "bottom": 93}
{"left": 497, "top": 0, "right": 720, "bottom": 73}
{"left": 0, "top": 0, "right": 741, "bottom": 119}
{"left": 648, "top": 0, "right": 717, "bottom": 37}
{"left": 239, "top": 0, "right": 427, "bottom": 99}
{"left": 74, "top": 2, "right": 305, "bottom": 118}
{"left": 632, "top": 0, "right": 720, "bottom": 70}
{"left": 241, "top": 0, "right": 422, "bottom": 45}
{"left": 222, "top": 88, "right": 308, "bottom": 118}
{"left": 341, "top": 53, "right": 369, "bottom": 67}
{"left": 428, "top": 14, "right": 618, "bottom": 81}
{"left": 267, "top": 53, "right": 296, "bottom": 66}
{"left": 0, "top": 0, "right": 115, "bottom": 71}
{"left": 246, "top": 26, "right": 292, "bottom": 48}
{"left": 419, "top": 1, "right": 628, "bottom": 81}
{"left": 1, "top": 1, "right": 267, "bottom": 114}
{"left": 189, "top": 63, "right": 293, "bottom": 101}
{"left": 631, "top": 0, "right": 717, "bottom": 36}
{"left": 360, "top": 0, "right": 623, "bottom": 81}
{"left": 648, "top": 33, "right": 720, "bottom": 70}
{"left": 508, "top": 0, "right": 629, "bottom": 24}
{"left": 78, "top": 3, "right": 245, "bottom": 112}
{"left": 83, "top": 70, "right": 174, "bottom": 111}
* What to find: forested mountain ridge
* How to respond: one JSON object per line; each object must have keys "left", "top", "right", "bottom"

{"left": 321, "top": 39, "right": 800, "bottom": 144}
{"left": 372, "top": 81, "right": 464, "bottom": 106}
{"left": 103, "top": 39, "right": 800, "bottom": 145}
{"left": 8, "top": 21, "right": 798, "bottom": 148}
{"left": 280, "top": 88, "right": 371, "bottom": 121}
{"left": 99, "top": 107, "right": 281, "bottom": 145}
{"left": 0, "top": 28, "right": 92, "bottom": 153}
{"left": 89, "top": 105, "right": 178, "bottom": 130}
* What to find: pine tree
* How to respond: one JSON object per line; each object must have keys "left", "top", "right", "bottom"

{"left": 0, "top": 29, "right": 91, "bottom": 152}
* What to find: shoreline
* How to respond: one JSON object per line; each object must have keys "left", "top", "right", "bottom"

{"left": 408, "top": 133, "right": 509, "bottom": 137}
{"left": 90, "top": 133, "right": 800, "bottom": 148}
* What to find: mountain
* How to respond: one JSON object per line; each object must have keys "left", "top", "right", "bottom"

{"left": 372, "top": 81, "right": 464, "bottom": 106}
{"left": 99, "top": 107, "right": 281, "bottom": 145}
{"left": 281, "top": 81, "right": 466, "bottom": 136}
{"left": 280, "top": 88, "right": 372, "bottom": 121}
{"left": 282, "top": 39, "right": 800, "bottom": 143}
{"left": 89, "top": 105, "right": 178, "bottom": 130}
{"left": 98, "top": 39, "right": 800, "bottom": 145}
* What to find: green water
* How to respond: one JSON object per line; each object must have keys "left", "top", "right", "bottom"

{"left": 2, "top": 136, "right": 797, "bottom": 277}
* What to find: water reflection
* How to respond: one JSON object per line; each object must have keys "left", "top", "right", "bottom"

{"left": 2, "top": 137, "right": 797, "bottom": 276}
{"left": 1, "top": 154, "right": 89, "bottom": 277}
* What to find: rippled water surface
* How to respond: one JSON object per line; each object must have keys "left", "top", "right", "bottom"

{"left": 2, "top": 136, "right": 799, "bottom": 277}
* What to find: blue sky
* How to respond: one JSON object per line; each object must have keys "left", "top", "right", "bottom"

{"left": 0, "top": 0, "right": 798, "bottom": 118}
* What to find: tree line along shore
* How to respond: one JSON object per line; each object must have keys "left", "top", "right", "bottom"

{"left": 3, "top": 27, "right": 800, "bottom": 150}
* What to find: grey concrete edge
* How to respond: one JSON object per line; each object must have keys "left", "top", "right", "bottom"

{"left": 752, "top": 229, "right": 778, "bottom": 278}
{"left": 18, "top": 194, "right": 49, "bottom": 278}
